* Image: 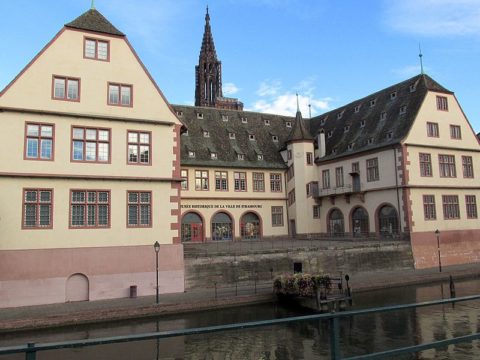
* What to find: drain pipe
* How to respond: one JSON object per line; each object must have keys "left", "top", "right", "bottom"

{"left": 394, "top": 148, "right": 402, "bottom": 237}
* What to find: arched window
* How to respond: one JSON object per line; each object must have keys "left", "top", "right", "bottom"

{"left": 181, "top": 212, "right": 203, "bottom": 242}
{"left": 241, "top": 212, "right": 261, "bottom": 240}
{"left": 378, "top": 205, "right": 399, "bottom": 237}
{"left": 329, "top": 209, "right": 344, "bottom": 236}
{"left": 352, "top": 207, "right": 369, "bottom": 236}
{"left": 211, "top": 212, "right": 233, "bottom": 241}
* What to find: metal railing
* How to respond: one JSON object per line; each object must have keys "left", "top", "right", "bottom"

{"left": 1, "top": 294, "right": 479, "bottom": 359}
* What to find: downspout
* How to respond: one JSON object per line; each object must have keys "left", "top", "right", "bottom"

{"left": 393, "top": 147, "right": 402, "bottom": 238}
{"left": 284, "top": 169, "right": 291, "bottom": 237}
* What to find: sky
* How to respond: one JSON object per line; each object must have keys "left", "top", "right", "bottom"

{"left": 1, "top": 0, "right": 479, "bottom": 132}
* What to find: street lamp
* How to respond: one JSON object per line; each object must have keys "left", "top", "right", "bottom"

{"left": 435, "top": 229, "right": 442, "bottom": 273}
{"left": 154, "top": 241, "right": 160, "bottom": 304}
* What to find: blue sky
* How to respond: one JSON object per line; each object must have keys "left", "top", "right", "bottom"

{"left": 1, "top": 0, "right": 479, "bottom": 131}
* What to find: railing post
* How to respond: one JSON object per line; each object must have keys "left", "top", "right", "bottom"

{"left": 329, "top": 317, "right": 341, "bottom": 360}
{"left": 26, "top": 343, "right": 36, "bottom": 360}
{"left": 214, "top": 282, "right": 217, "bottom": 299}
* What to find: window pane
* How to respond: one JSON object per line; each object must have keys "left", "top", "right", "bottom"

{"left": 139, "top": 145, "right": 149, "bottom": 163}
{"left": 73, "top": 128, "right": 84, "bottom": 139}
{"left": 73, "top": 141, "right": 84, "bottom": 160}
{"left": 40, "top": 139, "right": 52, "bottom": 159}
{"left": 85, "top": 129, "right": 97, "bottom": 140}
{"left": 128, "top": 132, "right": 138, "bottom": 143}
{"left": 128, "top": 192, "right": 138, "bottom": 203}
{"left": 39, "top": 205, "right": 51, "bottom": 226}
{"left": 87, "top": 192, "right": 96, "bottom": 203}
{"left": 140, "top": 192, "right": 151, "bottom": 203}
{"left": 121, "top": 86, "right": 131, "bottom": 105}
{"left": 140, "top": 205, "right": 150, "bottom": 225}
{"left": 128, "top": 145, "right": 138, "bottom": 162}
{"left": 39, "top": 191, "right": 51, "bottom": 202}
{"left": 40, "top": 125, "right": 53, "bottom": 137}
{"left": 109, "top": 85, "right": 119, "bottom": 104}
{"left": 26, "top": 139, "right": 38, "bottom": 158}
{"left": 71, "top": 205, "right": 85, "bottom": 226}
{"left": 85, "top": 39, "right": 96, "bottom": 58}
{"left": 128, "top": 205, "right": 138, "bottom": 225}
{"left": 98, "top": 192, "right": 109, "bottom": 203}
{"left": 97, "top": 41, "right": 108, "bottom": 60}
{"left": 67, "top": 80, "right": 78, "bottom": 100}
{"left": 24, "top": 204, "right": 37, "bottom": 227}
{"left": 25, "top": 191, "right": 37, "bottom": 202}
{"left": 98, "top": 130, "right": 109, "bottom": 141}
{"left": 87, "top": 205, "right": 96, "bottom": 226}
{"left": 72, "top": 191, "right": 85, "bottom": 203}
{"left": 139, "top": 133, "right": 149, "bottom": 144}
{"left": 98, "top": 205, "right": 108, "bottom": 225}
{"left": 54, "top": 78, "right": 65, "bottom": 98}
{"left": 85, "top": 142, "right": 96, "bottom": 161}
{"left": 98, "top": 143, "right": 109, "bottom": 162}
{"left": 27, "top": 124, "right": 39, "bottom": 136}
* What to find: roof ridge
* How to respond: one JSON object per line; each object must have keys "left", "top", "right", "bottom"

{"left": 65, "top": 8, "right": 125, "bottom": 36}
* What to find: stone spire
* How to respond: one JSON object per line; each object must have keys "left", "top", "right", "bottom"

{"left": 286, "top": 105, "right": 314, "bottom": 143}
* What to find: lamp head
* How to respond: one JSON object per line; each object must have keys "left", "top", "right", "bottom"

{"left": 154, "top": 241, "right": 160, "bottom": 253}
{"left": 435, "top": 229, "right": 440, "bottom": 235}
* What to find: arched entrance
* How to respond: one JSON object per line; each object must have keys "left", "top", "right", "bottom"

{"left": 211, "top": 212, "right": 233, "bottom": 241}
{"left": 181, "top": 212, "right": 204, "bottom": 242}
{"left": 66, "top": 273, "right": 89, "bottom": 302}
{"left": 351, "top": 207, "right": 369, "bottom": 236}
{"left": 240, "top": 212, "right": 261, "bottom": 240}
{"left": 328, "top": 209, "right": 344, "bottom": 236}
{"left": 378, "top": 205, "right": 399, "bottom": 238}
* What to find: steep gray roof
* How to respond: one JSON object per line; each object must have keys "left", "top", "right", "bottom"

{"left": 286, "top": 110, "right": 314, "bottom": 143}
{"left": 65, "top": 9, "right": 125, "bottom": 36}
{"left": 173, "top": 105, "right": 294, "bottom": 169}
{"left": 309, "top": 74, "right": 453, "bottom": 162}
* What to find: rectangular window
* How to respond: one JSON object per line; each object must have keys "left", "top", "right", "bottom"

{"left": 313, "top": 205, "right": 321, "bottom": 219}
{"left": 287, "top": 150, "right": 292, "bottom": 160}
{"left": 270, "top": 173, "right": 282, "bottom": 192}
{"left": 234, "top": 172, "right": 247, "bottom": 191}
{"left": 53, "top": 76, "right": 79, "bottom": 101}
{"left": 352, "top": 162, "right": 360, "bottom": 173}
{"left": 335, "top": 167, "right": 344, "bottom": 187}
{"left": 306, "top": 152, "right": 313, "bottom": 165}
{"left": 419, "top": 153, "right": 432, "bottom": 177}
{"left": 439, "top": 154, "right": 456, "bottom": 178}
{"left": 108, "top": 83, "right": 132, "bottom": 106}
{"left": 366, "top": 158, "right": 379, "bottom": 182}
{"left": 271, "top": 206, "right": 284, "bottom": 226}
{"left": 23, "top": 189, "right": 53, "bottom": 229}
{"left": 442, "top": 195, "right": 460, "bottom": 219}
{"left": 84, "top": 38, "right": 109, "bottom": 61}
{"left": 466, "top": 195, "right": 478, "bottom": 219}
{"left": 215, "top": 171, "right": 228, "bottom": 191}
{"left": 72, "top": 127, "right": 110, "bottom": 162}
{"left": 127, "top": 191, "right": 152, "bottom": 227}
{"left": 253, "top": 172, "right": 265, "bottom": 192}
{"left": 462, "top": 156, "right": 474, "bottom": 178}
{"left": 427, "top": 122, "right": 439, "bottom": 137}
{"left": 436, "top": 96, "right": 448, "bottom": 111}
{"left": 287, "top": 166, "right": 294, "bottom": 181}
{"left": 25, "top": 123, "right": 54, "bottom": 160}
{"left": 288, "top": 190, "right": 296, "bottom": 206}
{"left": 70, "top": 190, "right": 110, "bottom": 228}
{"left": 423, "top": 195, "right": 436, "bottom": 220}
{"left": 127, "top": 131, "right": 151, "bottom": 165}
{"left": 195, "top": 170, "right": 209, "bottom": 191}
{"left": 181, "top": 169, "right": 188, "bottom": 190}
{"left": 450, "top": 125, "right": 461, "bottom": 139}
{"left": 322, "top": 169, "right": 330, "bottom": 189}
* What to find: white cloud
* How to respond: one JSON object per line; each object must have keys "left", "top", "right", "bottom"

{"left": 256, "top": 80, "right": 282, "bottom": 97}
{"left": 384, "top": 0, "right": 480, "bottom": 36}
{"left": 392, "top": 64, "right": 430, "bottom": 78}
{"left": 223, "top": 82, "right": 240, "bottom": 96}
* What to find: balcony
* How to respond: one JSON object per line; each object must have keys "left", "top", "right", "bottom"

{"left": 312, "top": 183, "right": 365, "bottom": 202}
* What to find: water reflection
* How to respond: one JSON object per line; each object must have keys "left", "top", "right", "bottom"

{"left": 1, "top": 279, "right": 480, "bottom": 359}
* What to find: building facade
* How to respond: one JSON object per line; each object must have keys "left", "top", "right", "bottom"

{"left": 0, "top": 9, "right": 184, "bottom": 307}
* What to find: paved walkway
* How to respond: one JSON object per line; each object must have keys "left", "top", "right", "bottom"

{"left": 1, "top": 263, "right": 479, "bottom": 333}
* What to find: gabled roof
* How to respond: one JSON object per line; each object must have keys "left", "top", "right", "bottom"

{"left": 309, "top": 74, "right": 453, "bottom": 162}
{"left": 174, "top": 105, "right": 293, "bottom": 169}
{"left": 286, "top": 110, "right": 314, "bottom": 143}
{"left": 65, "top": 9, "right": 125, "bottom": 36}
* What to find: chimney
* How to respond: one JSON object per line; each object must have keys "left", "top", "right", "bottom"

{"left": 315, "top": 130, "right": 326, "bottom": 158}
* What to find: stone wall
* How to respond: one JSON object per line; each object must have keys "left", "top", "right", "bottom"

{"left": 184, "top": 242, "right": 414, "bottom": 290}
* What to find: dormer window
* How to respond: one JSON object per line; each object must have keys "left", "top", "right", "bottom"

{"left": 380, "top": 112, "right": 387, "bottom": 121}
{"left": 249, "top": 134, "right": 256, "bottom": 141}
{"left": 320, "top": 116, "right": 327, "bottom": 125}
{"left": 229, "top": 132, "right": 235, "bottom": 139}
{"left": 409, "top": 84, "right": 416, "bottom": 93}
{"left": 264, "top": 119, "right": 270, "bottom": 126}
{"left": 176, "top": 110, "right": 183, "bottom": 117}
{"left": 182, "top": 130, "right": 189, "bottom": 136}
{"left": 354, "top": 105, "right": 361, "bottom": 113}
{"left": 390, "top": 91, "right": 397, "bottom": 100}
{"left": 337, "top": 111, "right": 344, "bottom": 119}
{"left": 257, "top": 154, "right": 264, "bottom": 160}
{"left": 399, "top": 105, "right": 407, "bottom": 115}
{"left": 238, "top": 154, "right": 245, "bottom": 160}
{"left": 360, "top": 120, "right": 366, "bottom": 128}
{"left": 188, "top": 151, "right": 195, "bottom": 158}
{"left": 331, "top": 148, "right": 337, "bottom": 155}
{"left": 286, "top": 121, "right": 292, "bottom": 128}
{"left": 203, "top": 130, "right": 210, "bottom": 138}
{"left": 327, "top": 131, "right": 333, "bottom": 138}
{"left": 210, "top": 152, "right": 218, "bottom": 160}
{"left": 367, "top": 138, "right": 374, "bottom": 145}
{"left": 347, "top": 143, "right": 354, "bottom": 151}
{"left": 84, "top": 38, "right": 109, "bottom": 61}
{"left": 197, "top": 113, "right": 204, "bottom": 119}
{"left": 344, "top": 125, "right": 350, "bottom": 133}
{"left": 272, "top": 135, "right": 279, "bottom": 142}
{"left": 222, "top": 115, "right": 229, "bottom": 121}
{"left": 386, "top": 132, "right": 393, "bottom": 140}
{"left": 369, "top": 99, "right": 376, "bottom": 107}
{"left": 241, "top": 117, "right": 248, "bottom": 123}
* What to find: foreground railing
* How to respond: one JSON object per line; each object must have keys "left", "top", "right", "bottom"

{"left": 1, "top": 295, "right": 479, "bottom": 359}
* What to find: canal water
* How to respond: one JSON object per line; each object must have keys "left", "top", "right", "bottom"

{"left": 1, "top": 278, "right": 480, "bottom": 359}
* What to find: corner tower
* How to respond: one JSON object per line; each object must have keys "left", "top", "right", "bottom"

{"left": 195, "top": 7, "right": 243, "bottom": 110}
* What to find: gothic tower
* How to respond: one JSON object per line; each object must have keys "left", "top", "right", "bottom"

{"left": 195, "top": 7, "right": 243, "bottom": 110}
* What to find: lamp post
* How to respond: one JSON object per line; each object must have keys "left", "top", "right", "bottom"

{"left": 435, "top": 229, "right": 442, "bottom": 273}
{"left": 154, "top": 241, "right": 160, "bottom": 304}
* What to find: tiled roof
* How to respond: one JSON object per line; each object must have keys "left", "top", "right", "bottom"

{"left": 173, "top": 105, "right": 294, "bottom": 169}
{"left": 309, "top": 74, "right": 452, "bottom": 162}
{"left": 65, "top": 9, "right": 125, "bottom": 36}
{"left": 286, "top": 110, "right": 314, "bottom": 143}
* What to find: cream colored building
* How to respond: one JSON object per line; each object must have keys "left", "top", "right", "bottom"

{"left": 0, "top": 9, "right": 184, "bottom": 307}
